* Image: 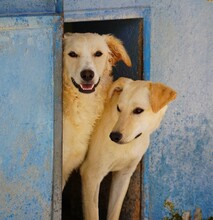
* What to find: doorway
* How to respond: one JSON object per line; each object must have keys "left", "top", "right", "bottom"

{"left": 63, "top": 18, "right": 144, "bottom": 220}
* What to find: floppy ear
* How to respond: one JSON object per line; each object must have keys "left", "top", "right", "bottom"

{"left": 104, "top": 35, "right": 132, "bottom": 67}
{"left": 63, "top": 32, "right": 73, "bottom": 39}
{"left": 108, "top": 77, "right": 132, "bottom": 99}
{"left": 149, "top": 82, "right": 177, "bottom": 113}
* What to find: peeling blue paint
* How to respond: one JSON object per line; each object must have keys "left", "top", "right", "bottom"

{"left": 0, "top": 16, "right": 62, "bottom": 220}
{"left": 0, "top": 0, "right": 62, "bottom": 15}
{"left": 143, "top": 8, "right": 151, "bottom": 81}
{"left": 146, "top": 114, "right": 213, "bottom": 219}
{"left": 64, "top": 0, "right": 150, "bottom": 13}
{"left": 144, "top": 1, "right": 213, "bottom": 219}
{"left": 64, "top": 0, "right": 213, "bottom": 219}
{"left": 1, "top": 0, "right": 212, "bottom": 219}
{"left": 65, "top": 6, "right": 151, "bottom": 22}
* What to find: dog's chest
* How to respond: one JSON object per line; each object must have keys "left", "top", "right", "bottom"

{"left": 65, "top": 92, "right": 105, "bottom": 132}
{"left": 108, "top": 137, "right": 150, "bottom": 172}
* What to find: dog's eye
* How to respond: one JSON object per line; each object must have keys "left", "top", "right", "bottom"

{"left": 94, "top": 51, "right": 103, "bottom": 57}
{"left": 133, "top": 108, "right": 144, "bottom": 114}
{"left": 68, "top": 51, "right": 78, "bottom": 58}
{"left": 117, "top": 105, "right": 121, "bottom": 112}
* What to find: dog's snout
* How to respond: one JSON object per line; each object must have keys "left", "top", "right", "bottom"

{"left": 80, "top": 69, "right": 94, "bottom": 82}
{"left": 109, "top": 132, "right": 123, "bottom": 143}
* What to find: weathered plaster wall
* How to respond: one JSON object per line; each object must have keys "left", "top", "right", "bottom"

{"left": 0, "top": 16, "right": 62, "bottom": 220}
{"left": 145, "top": 0, "right": 213, "bottom": 219}
{"left": 0, "top": 0, "right": 211, "bottom": 218}
{"left": 64, "top": 0, "right": 213, "bottom": 219}
{"left": 0, "top": 0, "right": 62, "bottom": 15}
{"left": 0, "top": 1, "right": 54, "bottom": 15}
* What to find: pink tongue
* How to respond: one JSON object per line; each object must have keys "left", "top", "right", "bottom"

{"left": 80, "top": 84, "right": 94, "bottom": 90}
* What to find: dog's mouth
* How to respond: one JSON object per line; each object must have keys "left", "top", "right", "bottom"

{"left": 135, "top": 133, "right": 142, "bottom": 139}
{"left": 109, "top": 132, "right": 142, "bottom": 145}
{"left": 120, "top": 133, "right": 143, "bottom": 144}
{"left": 71, "top": 77, "right": 100, "bottom": 94}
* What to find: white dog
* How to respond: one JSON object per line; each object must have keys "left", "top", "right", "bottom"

{"left": 80, "top": 77, "right": 177, "bottom": 220}
{"left": 63, "top": 33, "right": 131, "bottom": 189}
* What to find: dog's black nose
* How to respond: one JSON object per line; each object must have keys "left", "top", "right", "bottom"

{"left": 80, "top": 69, "right": 94, "bottom": 82}
{"left": 109, "top": 132, "right": 123, "bottom": 143}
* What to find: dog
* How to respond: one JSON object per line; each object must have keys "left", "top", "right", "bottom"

{"left": 63, "top": 33, "right": 131, "bottom": 189}
{"left": 80, "top": 77, "right": 177, "bottom": 220}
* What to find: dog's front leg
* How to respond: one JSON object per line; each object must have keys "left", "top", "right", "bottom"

{"left": 107, "top": 169, "right": 135, "bottom": 220}
{"left": 81, "top": 166, "right": 104, "bottom": 220}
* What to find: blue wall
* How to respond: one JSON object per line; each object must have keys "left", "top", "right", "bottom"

{"left": 0, "top": 0, "right": 212, "bottom": 219}
{"left": 145, "top": 1, "right": 213, "bottom": 219}
{"left": 64, "top": 0, "right": 213, "bottom": 219}
{"left": 0, "top": 0, "right": 62, "bottom": 15}
{"left": 0, "top": 16, "right": 62, "bottom": 220}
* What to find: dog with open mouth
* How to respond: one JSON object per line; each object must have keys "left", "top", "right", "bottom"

{"left": 62, "top": 33, "right": 131, "bottom": 189}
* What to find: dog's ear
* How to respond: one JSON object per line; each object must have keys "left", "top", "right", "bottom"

{"left": 108, "top": 77, "right": 132, "bottom": 99}
{"left": 149, "top": 82, "right": 177, "bottom": 113}
{"left": 104, "top": 35, "right": 132, "bottom": 67}
{"left": 63, "top": 32, "right": 73, "bottom": 39}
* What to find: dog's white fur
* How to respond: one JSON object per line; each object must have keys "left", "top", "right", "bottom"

{"left": 63, "top": 33, "right": 131, "bottom": 188}
{"left": 81, "top": 77, "right": 177, "bottom": 220}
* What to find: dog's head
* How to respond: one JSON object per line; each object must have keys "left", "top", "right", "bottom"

{"left": 63, "top": 33, "right": 131, "bottom": 94}
{"left": 108, "top": 78, "right": 177, "bottom": 144}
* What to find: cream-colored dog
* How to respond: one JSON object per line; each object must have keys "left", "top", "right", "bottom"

{"left": 63, "top": 33, "right": 131, "bottom": 188}
{"left": 81, "top": 77, "right": 177, "bottom": 220}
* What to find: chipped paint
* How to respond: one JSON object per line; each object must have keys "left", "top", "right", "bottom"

{"left": 0, "top": 0, "right": 62, "bottom": 15}
{"left": 63, "top": 0, "right": 213, "bottom": 219}
{"left": 64, "top": 6, "right": 150, "bottom": 23}
{"left": 0, "top": 16, "right": 62, "bottom": 220}
{"left": 1, "top": 0, "right": 212, "bottom": 219}
{"left": 64, "top": 0, "right": 150, "bottom": 12}
{"left": 143, "top": 1, "right": 213, "bottom": 219}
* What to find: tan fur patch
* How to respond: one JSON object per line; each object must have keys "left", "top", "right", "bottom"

{"left": 149, "top": 82, "right": 177, "bottom": 113}
{"left": 104, "top": 35, "right": 132, "bottom": 67}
